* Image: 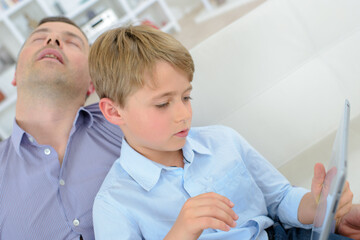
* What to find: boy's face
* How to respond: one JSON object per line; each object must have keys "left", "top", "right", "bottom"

{"left": 119, "top": 61, "right": 192, "bottom": 161}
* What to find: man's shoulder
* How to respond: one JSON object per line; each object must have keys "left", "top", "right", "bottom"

{"left": 83, "top": 103, "right": 124, "bottom": 138}
{"left": 0, "top": 137, "right": 12, "bottom": 157}
{"left": 84, "top": 102, "right": 101, "bottom": 117}
{"left": 0, "top": 137, "right": 13, "bottom": 186}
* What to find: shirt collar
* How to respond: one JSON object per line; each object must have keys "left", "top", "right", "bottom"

{"left": 75, "top": 106, "right": 94, "bottom": 129}
{"left": 11, "top": 119, "right": 26, "bottom": 156}
{"left": 11, "top": 106, "right": 93, "bottom": 156}
{"left": 119, "top": 130, "right": 212, "bottom": 192}
{"left": 182, "top": 132, "right": 212, "bottom": 162}
{"left": 119, "top": 139, "right": 163, "bottom": 192}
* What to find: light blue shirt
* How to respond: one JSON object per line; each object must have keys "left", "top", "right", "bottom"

{"left": 93, "top": 125, "right": 310, "bottom": 240}
{"left": 0, "top": 103, "right": 123, "bottom": 240}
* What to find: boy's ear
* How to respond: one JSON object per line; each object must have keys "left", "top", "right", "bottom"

{"left": 99, "top": 98, "right": 125, "bottom": 125}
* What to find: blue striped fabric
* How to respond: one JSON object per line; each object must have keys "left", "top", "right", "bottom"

{"left": 0, "top": 103, "right": 123, "bottom": 239}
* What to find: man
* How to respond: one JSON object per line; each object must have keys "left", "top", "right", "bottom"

{"left": 0, "top": 17, "right": 123, "bottom": 239}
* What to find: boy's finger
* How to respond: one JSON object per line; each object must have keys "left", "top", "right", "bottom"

{"left": 195, "top": 192, "right": 234, "bottom": 207}
{"left": 196, "top": 217, "right": 232, "bottom": 232}
{"left": 186, "top": 196, "right": 238, "bottom": 221}
{"left": 194, "top": 205, "right": 237, "bottom": 228}
{"left": 335, "top": 182, "right": 353, "bottom": 218}
{"left": 312, "top": 163, "right": 326, "bottom": 185}
{"left": 311, "top": 163, "right": 326, "bottom": 203}
{"left": 335, "top": 202, "right": 353, "bottom": 219}
{"left": 202, "top": 198, "right": 238, "bottom": 220}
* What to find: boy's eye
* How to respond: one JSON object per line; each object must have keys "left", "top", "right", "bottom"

{"left": 156, "top": 102, "right": 169, "bottom": 108}
{"left": 184, "top": 96, "right": 192, "bottom": 102}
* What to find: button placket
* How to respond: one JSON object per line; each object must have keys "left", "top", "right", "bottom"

{"left": 73, "top": 219, "right": 80, "bottom": 227}
{"left": 59, "top": 179, "right": 65, "bottom": 186}
{"left": 44, "top": 148, "right": 51, "bottom": 155}
{"left": 205, "top": 177, "right": 213, "bottom": 192}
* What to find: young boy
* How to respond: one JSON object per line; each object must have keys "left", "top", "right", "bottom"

{"left": 88, "top": 25, "right": 353, "bottom": 240}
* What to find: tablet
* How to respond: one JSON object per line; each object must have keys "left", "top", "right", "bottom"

{"left": 310, "top": 99, "right": 350, "bottom": 240}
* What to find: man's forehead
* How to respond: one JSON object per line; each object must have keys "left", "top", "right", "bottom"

{"left": 33, "top": 22, "right": 88, "bottom": 42}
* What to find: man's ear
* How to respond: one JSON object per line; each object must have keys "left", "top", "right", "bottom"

{"left": 86, "top": 81, "right": 95, "bottom": 96}
{"left": 99, "top": 98, "right": 125, "bottom": 125}
{"left": 11, "top": 72, "right": 17, "bottom": 86}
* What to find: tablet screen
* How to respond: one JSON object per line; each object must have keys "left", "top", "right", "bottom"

{"left": 311, "top": 100, "right": 350, "bottom": 240}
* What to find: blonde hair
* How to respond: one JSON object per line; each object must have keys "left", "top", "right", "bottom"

{"left": 89, "top": 25, "right": 195, "bottom": 107}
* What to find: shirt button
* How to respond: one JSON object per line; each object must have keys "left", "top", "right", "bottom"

{"left": 59, "top": 179, "right": 65, "bottom": 186}
{"left": 28, "top": 136, "right": 34, "bottom": 143}
{"left": 44, "top": 148, "right": 51, "bottom": 155}
{"left": 73, "top": 219, "right": 80, "bottom": 226}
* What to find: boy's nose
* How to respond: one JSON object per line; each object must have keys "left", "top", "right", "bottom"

{"left": 175, "top": 102, "right": 192, "bottom": 123}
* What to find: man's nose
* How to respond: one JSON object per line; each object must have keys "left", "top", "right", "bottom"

{"left": 45, "top": 37, "right": 61, "bottom": 47}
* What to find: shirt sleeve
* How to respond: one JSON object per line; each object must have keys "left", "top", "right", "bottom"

{"left": 227, "top": 127, "right": 311, "bottom": 228}
{"left": 93, "top": 195, "right": 142, "bottom": 240}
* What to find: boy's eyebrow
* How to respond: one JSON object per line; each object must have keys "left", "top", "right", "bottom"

{"left": 152, "top": 85, "right": 193, "bottom": 100}
{"left": 29, "top": 28, "right": 85, "bottom": 46}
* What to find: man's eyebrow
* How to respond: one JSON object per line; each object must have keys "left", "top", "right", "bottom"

{"left": 152, "top": 85, "right": 193, "bottom": 100}
{"left": 29, "top": 28, "right": 86, "bottom": 46}
{"left": 63, "top": 31, "right": 86, "bottom": 46}
{"left": 29, "top": 28, "right": 49, "bottom": 37}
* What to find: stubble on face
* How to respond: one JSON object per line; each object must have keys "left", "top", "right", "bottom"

{"left": 15, "top": 23, "right": 91, "bottom": 103}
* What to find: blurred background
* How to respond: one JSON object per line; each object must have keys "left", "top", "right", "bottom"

{"left": 0, "top": 0, "right": 265, "bottom": 141}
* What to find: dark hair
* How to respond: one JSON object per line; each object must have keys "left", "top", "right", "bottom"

{"left": 38, "top": 16, "right": 88, "bottom": 41}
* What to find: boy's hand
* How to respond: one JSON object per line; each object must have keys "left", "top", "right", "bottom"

{"left": 310, "top": 163, "right": 353, "bottom": 224}
{"left": 334, "top": 181, "right": 353, "bottom": 221}
{"left": 299, "top": 163, "right": 353, "bottom": 225}
{"left": 310, "top": 163, "right": 327, "bottom": 204}
{"left": 164, "top": 192, "right": 238, "bottom": 240}
{"left": 337, "top": 204, "right": 360, "bottom": 239}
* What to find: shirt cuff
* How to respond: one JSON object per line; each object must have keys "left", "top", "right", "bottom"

{"left": 279, "top": 187, "right": 313, "bottom": 229}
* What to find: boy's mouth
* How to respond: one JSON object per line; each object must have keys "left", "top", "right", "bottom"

{"left": 175, "top": 129, "right": 189, "bottom": 138}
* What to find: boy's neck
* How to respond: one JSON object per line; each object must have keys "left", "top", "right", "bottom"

{"left": 162, "top": 150, "right": 184, "bottom": 168}
{"left": 129, "top": 141, "right": 185, "bottom": 168}
{"left": 146, "top": 150, "right": 184, "bottom": 168}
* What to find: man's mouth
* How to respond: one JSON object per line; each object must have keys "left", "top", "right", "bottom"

{"left": 37, "top": 49, "right": 64, "bottom": 64}
{"left": 44, "top": 54, "right": 58, "bottom": 59}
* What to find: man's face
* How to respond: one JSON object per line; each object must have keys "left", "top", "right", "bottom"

{"left": 15, "top": 22, "right": 91, "bottom": 100}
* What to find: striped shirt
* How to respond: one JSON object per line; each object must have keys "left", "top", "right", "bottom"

{"left": 0, "top": 103, "right": 123, "bottom": 240}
